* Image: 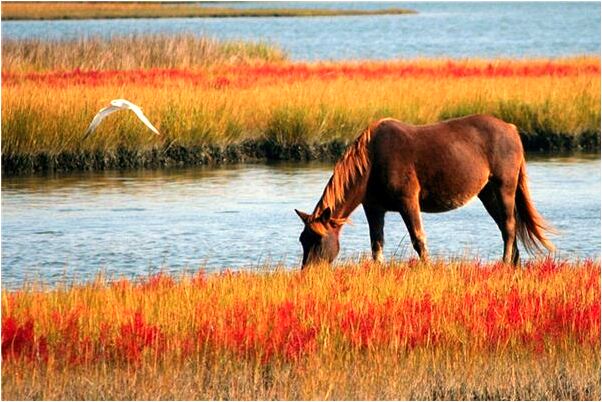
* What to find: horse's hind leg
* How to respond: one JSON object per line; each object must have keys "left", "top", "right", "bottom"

{"left": 399, "top": 198, "right": 429, "bottom": 262}
{"left": 364, "top": 205, "right": 385, "bottom": 263}
{"left": 478, "top": 181, "right": 519, "bottom": 265}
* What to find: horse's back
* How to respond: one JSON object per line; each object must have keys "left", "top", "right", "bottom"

{"left": 372, "top": 114, "right": 523, "bottom": 169}
{"left": 368, "top": 115, "right": 524, "bottom": 212}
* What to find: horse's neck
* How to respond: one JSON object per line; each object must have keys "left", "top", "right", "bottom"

{"left": 313, "top": 172, "right": 368, "bottom": 219}
{"left": 312, "top": 121, "right": 376, "bottom": 220}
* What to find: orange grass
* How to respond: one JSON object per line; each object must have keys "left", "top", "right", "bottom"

{"left": 2, "top": 58, "right": 600, "bottom": 159}
{"left": 2, "top": 259, "right": 600, "bottom": 399}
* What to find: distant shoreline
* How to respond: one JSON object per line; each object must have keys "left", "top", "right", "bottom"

{"left": 1, "top": 2, "right": 417, "bottom": 21}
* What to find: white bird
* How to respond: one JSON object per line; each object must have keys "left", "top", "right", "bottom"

{"left": 83, "top": 99, "right": 160, "bottom": 140}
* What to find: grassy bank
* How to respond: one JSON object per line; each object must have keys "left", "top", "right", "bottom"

{"left": 2, "top": 259, "right": 600, "bottom": 399}
{"left": 1, "top": 2, "right": 416, "bottom": 20}
{"left": 2, "top": 36, "right": 599, "bottom": 174}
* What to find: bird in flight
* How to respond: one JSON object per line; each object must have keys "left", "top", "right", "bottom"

{"left": 83, "top": 99, "right": 160, "bottom": 140}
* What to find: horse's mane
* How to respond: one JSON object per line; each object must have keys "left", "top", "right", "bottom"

{"left": 313, "top": 118, "right": 393, "bottom": 217}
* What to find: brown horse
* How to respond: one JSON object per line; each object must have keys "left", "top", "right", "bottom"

{"left": 295, "top": 114, "right": 555, "bottom": 268}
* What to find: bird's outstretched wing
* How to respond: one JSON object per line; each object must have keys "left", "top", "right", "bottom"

{"left": 82, "top": 105, "right": 121, "bottom": 140}
{"left": 83, "top": 99, "right": 160, "bottom": 140}
{"left": 125, "top": 102, "right": 160, "bottom": 135}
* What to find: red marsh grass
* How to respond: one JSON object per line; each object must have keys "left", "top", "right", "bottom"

{"left": 1, "top": 259, "right": 600, "bottom": 399}
{"left": 5, "top": 58, "right": 600, "bottom": 86}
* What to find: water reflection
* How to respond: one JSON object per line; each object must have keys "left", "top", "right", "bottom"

{"left": 2, "top": 156, "right": 600, "bottom": 288}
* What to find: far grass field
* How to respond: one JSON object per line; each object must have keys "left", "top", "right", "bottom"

{"left": 2, "top": 259, "right": 599, "bottom": 399}
{"left": 2, "top": 36, "right": 600, "bottom": 174}
{"left": 1, "top": 2, "right": 416, "bottom": 20}
{"left": 2, "top": 35, "right": 288, "bottom": 71}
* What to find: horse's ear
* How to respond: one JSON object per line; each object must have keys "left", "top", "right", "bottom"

{"left": 319, "top": 207, "right": 332, "bottom": 223}
{"left": 295, "top": 209, "right": 310, "bottom": 223}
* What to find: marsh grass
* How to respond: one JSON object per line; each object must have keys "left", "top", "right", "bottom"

{"left": 4, "top": 349, "right": 598, "bottom": 400}
{"left": 2, "top": 259, "right": 600, "bottom": 400}
{"left": 2, "top": 35, "right": 287, "bottom": 71}
{"left": 2, "top": 74, "right": 599, "bottom": 158}
{"left": 2, "top": 39, "right": 599, "bottom": 173}
{"left": 1, "top": 2, "right": 416, "bottom": 20}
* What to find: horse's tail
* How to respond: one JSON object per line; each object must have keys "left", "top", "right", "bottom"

{"left": 515, "top": 159, "right": 556, "bottom": 254}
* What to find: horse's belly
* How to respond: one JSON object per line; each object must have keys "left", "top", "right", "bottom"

{"left": 418, "top": 174, "right": 488, "bottom": 213}
{"left": 415, "top": 154, "right": 490, "bottom": 213}
{"left": 419, "top": 192, "right": 479, "bottom": 213}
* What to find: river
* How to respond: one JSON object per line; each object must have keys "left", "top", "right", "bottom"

{"left": 1, "top": 155, "right": 599, "bottom": 288}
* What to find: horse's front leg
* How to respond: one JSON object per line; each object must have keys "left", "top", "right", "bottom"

{"left": 399, "top": 197, "right": 429, "bottom": 262}
{"left": 363, "top": 205, "right": 385, "bottom": 263}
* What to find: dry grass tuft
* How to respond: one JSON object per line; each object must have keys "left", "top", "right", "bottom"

{"left": 2, "top": 35, "right": 287, "bottom": 71}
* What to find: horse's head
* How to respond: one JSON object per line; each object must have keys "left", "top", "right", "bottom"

{"left": 295, "top": 207, "right": 344, "bottom": 269}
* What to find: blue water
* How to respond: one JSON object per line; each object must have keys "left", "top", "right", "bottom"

{"left": 2, "top": 2, "right": 599, "bottom": 60}
{"left": 1, "top": 156, "right": 600, "bottom": 288}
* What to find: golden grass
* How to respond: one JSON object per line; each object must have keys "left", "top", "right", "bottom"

{"left": 1, "top": 2, "right": 416, "bottom": 20}
{"left": 2, "top": 259, "right": 600, "bottom": 400}
{"left": 2, "top": 68, "right": 599, "bottom": 157}
{"left": 3, "top": 349, "right": 598, "bottom": 400}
